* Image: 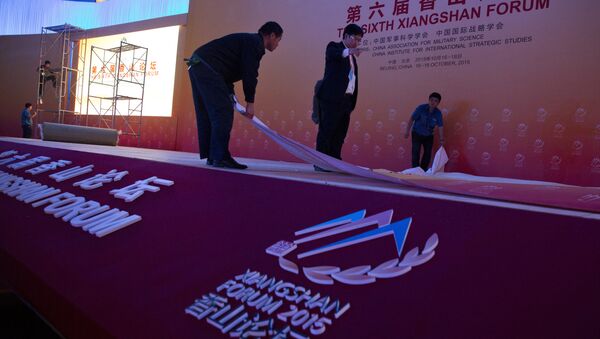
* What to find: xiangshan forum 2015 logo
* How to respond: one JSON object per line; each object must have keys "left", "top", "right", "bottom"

{"left": 266, "top": 209, "right": 439, "bottom": 285}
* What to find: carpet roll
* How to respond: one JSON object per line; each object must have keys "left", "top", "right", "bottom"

{"left": 40, "top": 123, "right": 119, "bottom": 146}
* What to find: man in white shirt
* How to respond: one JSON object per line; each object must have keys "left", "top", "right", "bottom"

{"left": 314, "top": 24, "right": 365, "bottom": 170}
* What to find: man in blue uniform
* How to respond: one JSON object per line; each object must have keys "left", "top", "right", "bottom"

{"left": 404, "top": 92, "right": 445, "bottom": 171}
{"left": 21, "top": 103, "right": 36, "bottom": 138}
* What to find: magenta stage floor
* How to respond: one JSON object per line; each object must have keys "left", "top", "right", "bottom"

{"left": 1, "top": 137, "right": 599, "bottom": 338}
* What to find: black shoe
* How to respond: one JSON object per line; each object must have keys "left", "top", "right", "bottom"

{"left": 212, "top": 158, "right": 247, "bottom": 170}
{"left": 314, "top": 165, "right": 332, "bottom": 172}
{"left": 226, "top": 157, "right": 248, "bottom": 169}
{"left": 206, "top": 158, "right": 213, "bottom": 166}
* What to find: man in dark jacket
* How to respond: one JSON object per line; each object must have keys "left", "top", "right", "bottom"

{"left": 315, "top": 24, "right": 365, "bottom": 170}
{"left": 188, "top": 21, "right": 283, "bottom": 169}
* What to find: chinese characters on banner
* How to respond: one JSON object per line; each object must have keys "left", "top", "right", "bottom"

{"left": 340, "top": 0, "right": 549, "bottom": 72}
{"left": 91, "top": 60, "right": 159, "bottom": 80}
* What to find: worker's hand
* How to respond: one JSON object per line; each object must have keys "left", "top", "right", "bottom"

{"left": 244, "top": 102, "right": 255, "bottom": 119}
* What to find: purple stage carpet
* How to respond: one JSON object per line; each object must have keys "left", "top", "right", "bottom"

{"left": 1, "top": 140, "right": 599, "bottom": 338}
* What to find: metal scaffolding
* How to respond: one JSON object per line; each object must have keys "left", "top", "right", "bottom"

{"left": 86, "top": 41, "right": 148, "bottom": 141}
{"left": 37, "top": 24, "right": 87, "bottom": 126}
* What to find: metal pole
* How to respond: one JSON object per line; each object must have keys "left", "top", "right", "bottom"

{"left": 35, "top": 26, "right": 45, "bottom": 138}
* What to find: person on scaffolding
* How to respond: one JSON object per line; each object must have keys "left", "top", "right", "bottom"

{"left": 38, "top": 60, "right": 57, "bottom": 104}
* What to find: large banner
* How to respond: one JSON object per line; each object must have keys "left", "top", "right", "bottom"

{"left": 178, "top": 0, "right": 600, "bottom": 186}
{"left": 78, "top": 25, "right": 181, "bottom": 117}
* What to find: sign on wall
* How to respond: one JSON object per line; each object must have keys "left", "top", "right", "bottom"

{"left": 76, "top": 25, "right": 180, "bottom": 117}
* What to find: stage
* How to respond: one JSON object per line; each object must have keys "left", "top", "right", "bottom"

{"left": 2, "top": 137, "right": 598, "bottom": 218}
{"left": 1, "top": 137, "right": 599, "bottom": 338}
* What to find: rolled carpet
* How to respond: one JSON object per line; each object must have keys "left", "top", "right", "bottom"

{"left": 40, "top": 123, "right": 119, "bottom": 146}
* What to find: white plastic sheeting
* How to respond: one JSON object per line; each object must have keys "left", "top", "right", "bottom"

{"left": 401, "top": 147, "right": 449, "bottom": 176}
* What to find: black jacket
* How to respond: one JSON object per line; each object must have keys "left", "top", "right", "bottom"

{"left": 316, "top": 41, "right": 358, "bottom": 110}
{"left": 311, "top": 80, "right": 323, "bottom": 124}
{"left": 193, "top": 33, "right": 265, "bottom": 103}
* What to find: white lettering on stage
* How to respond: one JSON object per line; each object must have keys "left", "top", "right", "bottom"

{"left": 110, "top": 176, "right": 174, "bottom": 202}
{"left": 0, "top": 148, "right": 176, "bottom": 237}
{"left": 0, "top": 150, "right": 18, "bottom": 158}
{"left": 74, "top": 169, "right": 129, "bottom": 190}
{"left": 0, "top": 153, "right": 30, "bottom": 165}
{"left": 50, "top": 165, "right": 95, "bottom": 182}
{"left": 7, "top": 156, "right": 51, "bottom": 170}
{"left": 0, "top": 171, "right": 142, "bottom": 237}
{"left": 26, "top": 160, "right": 72, "bottom": 175}
{"left": 186, "top": 269, "right": 350, "bottom": 337}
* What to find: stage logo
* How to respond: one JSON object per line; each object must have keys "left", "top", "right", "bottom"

{"left": 480, "top": 152, "right": 492, "bottom": 166}
{"left": 396, "top": 146, "right": 406, "bottom": 159}
{"left": 514, "top": 153, "right": 525, "bottom": 168}
{"left": 469, "top": 109, "right": 480, "bottom": 123}
{"left": 373, "top": 145, "right": 382, "bottom": 158}
{"left": 517, "top": 123, "right": 528, "bottom": 138}
{"left": 483, "top": 122, "right": 494, "bottom": 137}
{"left": 386, "top": 133, "right": 395, "bottom": 146}
{"left": 571, "top": 140, "right": 583, "bottom": 156}
{"left": 375, "top": 121, "right": 384, "bottom": 133}
{"left": 449, "top": 149, "right": 461, "bottom": 164}
{"left": 467, "top": 136, "right": 477, "bottom": 150}
{"left": 499, "top": 138, "right": 509, "bottom": 152}
{"left": 533, "top": 138, "right": 545, "bottom": 154}
{"left": 550, "top": 155, "right": 562, "bottom": 171}
{"left": 501, "top": 108, "right": 512, "bottom": 123}
{"left": 388, "top": 109, "right": 398, "bottom": 121}
{"left": 553, "top": 123, "right": 565, "bottom": 138}
{"left": 537, "top": 108, "right": 548, "bottom": 123}
{"left": 591, "top": 158, "right": 600, "bottom": 174}
{"left": 363, "top": 132, "right": 371, "bottom": 145}
{"left": 266, "top": 210, "right": 438, "bottom": 286}
{"left": 574, "top": 108, "right": 587, "bottom": 123}
{"left": 453, "top": 122, "right": 463, "bottom": 136}
{"left": 351, "top": 144, "right": 360, "bottom": 156}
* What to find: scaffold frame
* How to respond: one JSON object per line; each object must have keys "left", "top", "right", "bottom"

{"left": 36, "top": 23, "right": 87, "bottom": 129}
{"left": 85, "top": 41, "right": 148, "bottom": 142}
